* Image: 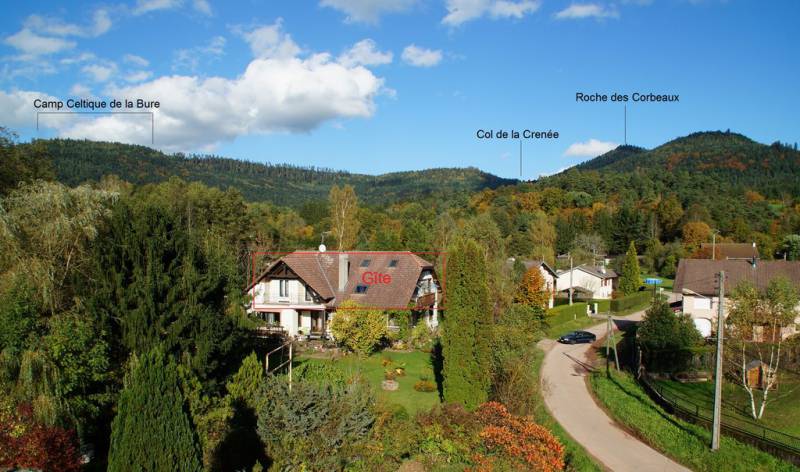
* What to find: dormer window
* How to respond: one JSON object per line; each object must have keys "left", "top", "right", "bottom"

{"left": 388, "top": 259, "right": 398, "bottom": 268}
{"left": 360, "top": 259, "right": 371, "bottom": 267}
{"left": 355, "top": 284, "right": 368, "bottom": 294}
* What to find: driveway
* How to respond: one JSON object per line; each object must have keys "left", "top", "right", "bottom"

{"left": 539, "top": 308, "right": 691, "bottom": 472}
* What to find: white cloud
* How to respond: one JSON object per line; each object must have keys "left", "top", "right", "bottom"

{"left": 338, "top": 39, "right": 392, "bottom": 67}
{"left": 69, "top": 83, "right": 93, "bottom": 96}
{"left": 23, "top": 9, "right": 112, "bottom": 38}
{"left": 237, "top": 21, "right": 300, "bottom": 59}
{"left": 133, "top": 0, "right": 184, "bottom": 15}
{"left": 555, "top": 3, "right": 619, "bottom": 20}
{"left": 10, "top": 22, "right": 389, "bottom": 151}
{"left": 563, "top": 139, "right": 618, "bottom": 157}
{"left": 3, "top": 29, "right": 76, "bottom": 56}
{"left": 123, "top": 54, "right": 150, "bottom": 67}
{"left": 125, "top": 70, "right": 153, "bottom": 82}
{"left": 443, "top": 0, "right": 541, "bottom": 26}
{"left": 193, "top": 0, "right": 213, "bottom": 15}
{"left": 60, "top": 52, "right": 97, "bottom": 65}
{"left": 82, "top": 63, "right": 118, "bottom": 82}
{"left": 0, "top": 90, "right": 71, "bottom": 128}
{"left": 173, "top": 36, "right": 226, "bottom": 71}
{"left": 320, "top": 0, "right": 418, "bottom": 24}
{"left": 401, "top": 45, "right": 442, "bottom": 67}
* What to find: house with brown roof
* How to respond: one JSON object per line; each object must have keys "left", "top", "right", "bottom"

{"left": 698, "top": 242, "right": 760, "bottom": 260}
{"left": 556, "top": 264, "right": 618, "bottom": 300}
{"left": 246, "top": 251, "right": 441, "bottom": 338}
{"left": 673, "top": 258, "right": 800, "bottom": 339}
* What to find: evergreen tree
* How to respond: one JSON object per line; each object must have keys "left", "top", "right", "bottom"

{"left": 87, "top": 202, "right": 245, "bottom": 391}
{"left": 618, "top": 241, "right": 641, "bottom": 295}
{"left": 108, "top": 348, "right": 202, "bottom": 472}
{"left": 441, "top": 237, "right": 492, "bottom": 410}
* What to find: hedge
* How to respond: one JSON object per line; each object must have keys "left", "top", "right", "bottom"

{"left": 610, "top": 291, "right": 653, "bottom": 313}
{"left": 547, "top": 302, "right": 588, "bottom": 320}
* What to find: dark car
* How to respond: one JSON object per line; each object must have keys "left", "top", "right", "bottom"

{"left": 558, "top": 330, "right": 596, "bottom": 344}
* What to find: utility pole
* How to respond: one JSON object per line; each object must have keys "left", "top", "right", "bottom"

{"left": 712, "top": 271, "right": 725, "bottom": 450}
{"left": 712, "top": 231, "right": 717, "bottom": 261}
{"left": 569, "top": 253, "right": 574, "bottom": 306}
{"left": 557, "top": 253, "right": 574, "bottom": 306}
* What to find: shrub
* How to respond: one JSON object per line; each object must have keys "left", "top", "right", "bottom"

{"left": 108, "top": 348, "right": 202, "bottom": 472}
{"left": 257, "top": 375, "right": 375, "bottom": 471}
{"left": 414, "top": 380, "right": 437, "bottom": 392}
{"left": 0, "top": 400, "right": 82, "bottom": 472}
{"left": 410, "top": 322, "right": 434, "bottom": 350}
{"left": 330, "top": 300, "right": 388, "bottom": 356}
{"left": 638, "top": 299, "right": 703, "bottom": 372}
{"left": 477, "top": 402, "right": 565, "bottom": 472}
{"left": 610, "top": 291, "right": 652, "bottom": 312}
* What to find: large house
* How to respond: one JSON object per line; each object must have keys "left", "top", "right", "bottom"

{"left": 246, "top": 251, "right": 441, "bottom": 337}
{"left": 556, "top": 264, "right": 618, "bottom": 300}
{"left": 673, "top": 258, "right": 800, "bottom": 339}
{"left": 506, "top": 258, "right": 559, "bottom": 308}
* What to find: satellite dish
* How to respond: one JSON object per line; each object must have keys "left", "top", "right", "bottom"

{"left": 319, "top": 244, "right": 326, "bottom": 253}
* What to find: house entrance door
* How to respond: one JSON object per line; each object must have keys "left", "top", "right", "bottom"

{"left": 311, "top": 312, "right": 322, "bottom": 333}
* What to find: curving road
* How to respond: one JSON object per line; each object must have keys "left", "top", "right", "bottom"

{"left": 539, "top": 309, "right": 691, "bottom": 472}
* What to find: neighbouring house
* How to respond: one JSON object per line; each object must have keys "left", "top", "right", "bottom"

{"left": 506, "top": 258, "right": 559, "bottom": 308}
{"left": 698, "top": 242, "right": 760, "bottom": 260}
{"left": 246, "top": 250, "right": 441, "bottom": 338}
{"left": 555, "top": 264, "right": 618, "bottom": 300}
{"left": 673, "top": 258, "right": 800, "bottom": 339}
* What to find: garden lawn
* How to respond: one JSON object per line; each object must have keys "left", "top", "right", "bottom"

{"left": 654, "top": 371, "right": 800, "bottom": 437}
{"left": 589, "top": 370, "right": 798, "bottom": 472}
{"left": 297, "top": 350, "right": 440, "bottom": 415}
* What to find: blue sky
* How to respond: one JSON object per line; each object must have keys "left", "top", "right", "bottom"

{"left": 1, "top": 1, "right": 798, "bottom": 179}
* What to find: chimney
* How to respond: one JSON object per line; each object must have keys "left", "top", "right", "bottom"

{"left": 338, "top": 253, "right": 349, "bottom": 292}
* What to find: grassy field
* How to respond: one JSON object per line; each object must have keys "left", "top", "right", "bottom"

{"left": 654, "top": 372, "right": 800, "bottom": 437}
{"left": 589, "top": 370, "right": 798, "bottom": 472}
{"left": 532, "top": 348, "right": 603, "bottom": 472}
{"left": 296, "top": 350, "right": 440, "bottom": 415}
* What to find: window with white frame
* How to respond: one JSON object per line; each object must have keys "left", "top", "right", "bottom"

{"left": 279, "top": 279, "right": 289, "bottom": 297}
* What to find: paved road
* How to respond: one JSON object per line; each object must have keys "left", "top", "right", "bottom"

{"left": 539, "top": 309, "right": 691, "bottom": 472}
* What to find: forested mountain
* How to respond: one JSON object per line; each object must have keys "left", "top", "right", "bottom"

{"left": 556, "top": 131, "right": 800, "bottom": 200}
{"left": 28, "top": 139, "right": 516, "bottom": 207}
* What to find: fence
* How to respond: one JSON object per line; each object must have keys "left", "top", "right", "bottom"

{"left": 638, "top": 373, "right": 800, "bottom": 465}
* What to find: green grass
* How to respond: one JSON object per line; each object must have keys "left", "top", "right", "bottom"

{"left": 296, "top": 350, "right": 440, "bottom": 415}
{"left": 654, "top": 371, "right": 800, "bottom": 437}
{"left": 643, "top": 274, "right": 675, "bottom": 291}
{"left": 532, "top": 348, "right": 603, "bottom": 472}
{"left": 589, "top": 370, "right": 798, "bottom": 471}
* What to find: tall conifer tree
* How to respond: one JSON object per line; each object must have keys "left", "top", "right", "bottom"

{"left": 441, "top": 237, "right": 492, "bottom": 410}
{"left": 619, "top": 241, "right": 641, "bottom": 295}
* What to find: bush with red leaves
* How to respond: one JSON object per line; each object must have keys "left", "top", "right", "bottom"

{"left": 0, "top": 403, "right": 82, "bottom": 472}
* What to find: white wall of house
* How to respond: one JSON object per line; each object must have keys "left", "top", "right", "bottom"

{"left": 680, "top": 294, "right": 800, "bottom": 339}
{"left": 250, "top": 279, "right": 319, "bottom": 307}
{"left": 557, "top": 269, "right": 613, "bottom": 300}
{"left": 539, "top": 267, "right": 557, "bottom": 309}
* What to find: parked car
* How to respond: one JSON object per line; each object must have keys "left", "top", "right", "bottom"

{"left": 558, "top": 330, "right": 596, "bottom": 344}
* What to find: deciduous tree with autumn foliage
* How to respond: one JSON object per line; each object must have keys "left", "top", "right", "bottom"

{"left": 515, "top": 266, "right": 550, "bottom": 309}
